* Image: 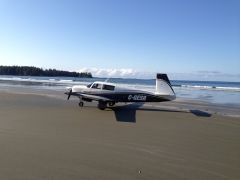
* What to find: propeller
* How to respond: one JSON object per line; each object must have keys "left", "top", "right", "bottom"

{"left": 67, "top": 89, "right": 72, "bottom": 100}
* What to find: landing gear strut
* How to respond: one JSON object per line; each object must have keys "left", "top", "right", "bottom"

{"left": 78, "top": 97, "right": 84, "bottom": 107}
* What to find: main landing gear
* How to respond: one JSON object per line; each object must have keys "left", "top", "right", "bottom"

{"left": 78, "top": 99, "right": 116, "bottom": 110}
{"left": 98, "top": 101, "right": 107, "bottom": 110}
{"left": 108, "top": 101, "right": 115, "bottom": 107}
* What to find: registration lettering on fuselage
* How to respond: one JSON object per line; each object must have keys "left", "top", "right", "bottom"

{"left": 128, "top": 95, "right": 147, "bottom": 101}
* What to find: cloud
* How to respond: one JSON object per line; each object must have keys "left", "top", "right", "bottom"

{"left": 169, "top": 71, "right": 240, "bottom": 82}
{"left": 196, "top": 70, "right": 222, "bottom": 75}
{"left": 78, "top": 67, "right": 240, "bottom": 81}
{"left": 78, "top": 67, "right": 154, "bottom": 78}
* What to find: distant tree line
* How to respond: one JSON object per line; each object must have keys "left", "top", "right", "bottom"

{"left": 0, "top": 66, "right": 92, "bottom": 78}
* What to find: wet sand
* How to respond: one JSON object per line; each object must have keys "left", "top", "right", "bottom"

{"left": 0, "top": 91, "right": 240, "bottom": 180}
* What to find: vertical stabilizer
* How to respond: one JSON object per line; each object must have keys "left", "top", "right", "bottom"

{"left": 156, "top": 73, "right": 175, "bottom": 96}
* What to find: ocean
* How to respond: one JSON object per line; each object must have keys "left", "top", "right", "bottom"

{"left": 0, "top": 75, "right": 240, "bottom": 106}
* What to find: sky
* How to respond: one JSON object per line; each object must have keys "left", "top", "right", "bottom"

{"left": 0, "top": 0, "right": 239, "bottom": 81}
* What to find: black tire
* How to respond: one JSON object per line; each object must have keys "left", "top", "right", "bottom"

{"left": 78, "top": 102, "right": 84, "bottom": 107}
{"left": 98, "top": 101, "right": 107, "bottom": 110}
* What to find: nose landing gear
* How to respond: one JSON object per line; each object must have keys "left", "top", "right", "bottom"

{"left": 78, "top": 101, "right": 84, "bottom": 107}
{"left": 108, "top": 101, "right": 115, "bottom": 107}
{"left": 78, "top": 97, "right": 84, "bottom": 107}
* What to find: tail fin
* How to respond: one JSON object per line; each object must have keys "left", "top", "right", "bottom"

{"left": 156, "top": 73, "right": 175, "bottom": 96}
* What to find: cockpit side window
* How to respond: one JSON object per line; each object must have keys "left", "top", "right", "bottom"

{"left": 91, "top": 83, "right": 102, "bottom": 89}
{"left": 102, "top": 84, "right": 115, "bottom": 91}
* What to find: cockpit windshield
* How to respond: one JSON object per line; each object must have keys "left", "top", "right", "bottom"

{"left": 92, "top": 83, "right": 102, "bottom": 89}
{"left": 87, "top": 83, "right": 93, "bottom": 88}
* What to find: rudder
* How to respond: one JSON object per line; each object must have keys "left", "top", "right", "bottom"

{"left": 156, "top": 73, "right": 175, "bottom": 96}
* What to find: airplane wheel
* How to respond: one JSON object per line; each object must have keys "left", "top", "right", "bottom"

{"left": 79, "top": 102, "right": 84, "bottom": 107}
{"left": 108, "top": 102, "right": 115, "bottom": 106}
{"left": 98, "top": 101, "right": 107, "bottom": 110}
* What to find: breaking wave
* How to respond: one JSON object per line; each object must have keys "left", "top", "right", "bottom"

{"left": 178, "top": 85, "right": 240, "bottom": 92}
{"left": 0, "top": 76, "right": 240, "bottom": 92}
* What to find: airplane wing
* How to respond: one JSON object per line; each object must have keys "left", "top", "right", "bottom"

{"left": 73, "top": 92, "right": 112, "bottom": 102}
{"left": 65, "top": 90, "right": 114, "bottom": 101}
{"left": 65, "top": 89, "right": 112, "bottom": 101}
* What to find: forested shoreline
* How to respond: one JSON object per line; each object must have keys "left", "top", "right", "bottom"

{"left": 0, "top": 66, "right": 92, "bottom": 78}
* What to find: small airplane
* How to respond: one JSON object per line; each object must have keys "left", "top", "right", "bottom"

{"left": 65, "top": 73, "right": 176, "bottom": 110}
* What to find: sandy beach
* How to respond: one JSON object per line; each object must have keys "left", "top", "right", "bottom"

{"left": 0, "top": 90, "right": 240, "bottom": 180}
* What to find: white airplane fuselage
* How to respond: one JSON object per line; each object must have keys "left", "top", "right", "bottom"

{"left": 65, "top": 74, "right": 176, "bottom": 110}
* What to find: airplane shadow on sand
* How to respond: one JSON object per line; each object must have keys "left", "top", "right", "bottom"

{"left": 109, "top": 103, "right": 212, "bottom": 123}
